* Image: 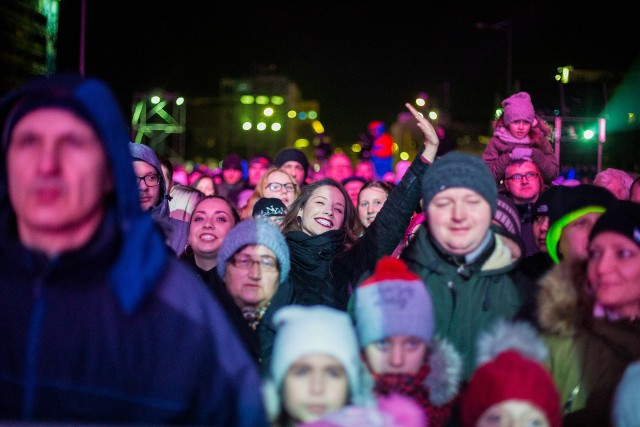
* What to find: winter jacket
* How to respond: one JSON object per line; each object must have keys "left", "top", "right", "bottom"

{"left": 286, "top": 154, "right": 428, "bottom": 310}
{"left": 537, "top": 260, "right": 640, "bottom": 427}
{"left": 401, "top": 226, "right": 532, "bottom": 381}
{"left": 129, "top": 141, "right": 190, "bottom": 256}
{"left": 482, "top": 130, "right": 559, "bottom": 185}
{"left": 0, "top": 74, "right": 267, "bottom": 426}
{"left": 183, "top": 254, "right": 295, "bottom": 375}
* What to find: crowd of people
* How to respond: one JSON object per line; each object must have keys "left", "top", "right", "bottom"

{"left": 1, "top": 73, "right": 639, "bottom": 427}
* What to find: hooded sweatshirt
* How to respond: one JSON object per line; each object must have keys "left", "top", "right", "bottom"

{"left": 0, "top": 74, "right": 267, "bottom": 426}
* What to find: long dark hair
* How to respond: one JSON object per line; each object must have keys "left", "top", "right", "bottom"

{"left": 179, "top": 195, "right": 240, "bottom": 259}
{"left": 281, "top": 178, "right": 363, "bottom": 249}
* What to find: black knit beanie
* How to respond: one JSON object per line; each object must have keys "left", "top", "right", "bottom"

{"left": 421, "top": 151, "right": 497, "bottom": 214}
{"left": 274, "top": 148, "right": 310, "bottom": 179}
{"left": 589, "top": 200, "right": 640, "bottom": 248}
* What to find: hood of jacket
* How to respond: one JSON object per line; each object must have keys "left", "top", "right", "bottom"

{"left": 537, "top": 259, "right": 589, "bottom": 336}
{"left": 129, "top": 141, "right": 170, "bottom": 219}
{"left": 0, "top": 73, "right": 168, "bottom": 313}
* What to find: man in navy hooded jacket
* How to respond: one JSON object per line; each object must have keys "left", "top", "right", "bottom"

{"left": 0, "top": 74, "right": 268, "bottom": 426}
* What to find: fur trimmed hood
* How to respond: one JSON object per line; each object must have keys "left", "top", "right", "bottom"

{"left": 537, "top": 259, "right": 590, "bottom": 336}
{"left": 425, "top": 337, "right": 462, "bottom": 406}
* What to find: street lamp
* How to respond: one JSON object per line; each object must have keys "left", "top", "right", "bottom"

{"left": 476, "top": 18, "right": 513, "bottom": 97}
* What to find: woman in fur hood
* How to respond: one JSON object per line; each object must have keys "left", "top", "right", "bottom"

{"left": 537, "top": 201, "right": 640, "bottom": 427}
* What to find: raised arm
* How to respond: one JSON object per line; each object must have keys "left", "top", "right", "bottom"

{"left": 405, "top": 103, "right": 440, "bottom": 162}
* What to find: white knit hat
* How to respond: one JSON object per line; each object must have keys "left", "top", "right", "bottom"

{"left": 269, "top": 305, "right": 361, "bottom": 391}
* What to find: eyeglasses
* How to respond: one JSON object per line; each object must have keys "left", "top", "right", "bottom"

{"left": 505, "top": 172, "right": 538, "bottom": 182}
{"left": 136, "top": 174, "right": 161, "bottom": 187}
{"left": 231, "top": 255, "right": 279, "bottom": 272}
{"left": 267, "top": 182, "right": 296, "bottom": 192}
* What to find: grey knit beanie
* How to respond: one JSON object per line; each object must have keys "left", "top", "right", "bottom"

{"left": 216, "top": 218, "right": 290, "bottom": 284}
{"left": 422, "top": 151, "right": 498, "bottom": 215}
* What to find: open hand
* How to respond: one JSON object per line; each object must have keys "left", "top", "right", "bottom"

{"left": 405, "top": 103, "right": 439, "bottom": 162}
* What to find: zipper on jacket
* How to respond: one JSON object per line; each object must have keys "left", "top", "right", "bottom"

{"left": 23, "top": 278, "right": 45, "bottom": 419}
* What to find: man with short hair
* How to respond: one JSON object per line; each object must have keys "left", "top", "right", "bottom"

{"left": 274, "top": 147, "right": 310, "bottom": 188}
{"left": 325, "top": 152, "right": 354, "bottom": 183}
{"left": 401, "top": 151, "right": 533, "bottom": 380}
{"left": 0, "top": 74, "right": 267, "bottom": 426}
{"left": 502, "top": 159, "right": 546, "bottom": 256}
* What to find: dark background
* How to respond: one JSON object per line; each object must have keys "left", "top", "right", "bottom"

{"left": 55, "top": 2, "right": 640, "bottom": 161}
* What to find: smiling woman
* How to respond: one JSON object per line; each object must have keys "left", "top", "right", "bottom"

{"left": 278, "top": 103, "right": 440, "bottom": 310}
{"left": 537, "top": 200, "right": 640, "bottom": 425}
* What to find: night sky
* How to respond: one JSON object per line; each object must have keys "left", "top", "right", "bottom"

{"left": 55, "top": 2, "right": 640, "bottom": 148}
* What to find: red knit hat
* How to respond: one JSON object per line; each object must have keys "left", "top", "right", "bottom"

{"left": 460, "top": 350, "right": 562, "bottom": 427}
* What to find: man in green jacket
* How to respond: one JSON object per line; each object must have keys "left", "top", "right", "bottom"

{"left": 401, "top": 151, "right": 532, "bottom": 381}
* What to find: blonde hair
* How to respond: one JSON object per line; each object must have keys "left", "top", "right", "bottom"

{"left": 168, "top": 184, "right": 204, "bottom": 222}
{"left": 241, "top": 167, "right": 300, "bottom": 219}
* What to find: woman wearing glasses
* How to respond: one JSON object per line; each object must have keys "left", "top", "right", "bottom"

{"left": 215, "top": 218, "right": 294, "bottom": 373}
{"left": 241, "top": 167, "right": 300, "bottom": 219}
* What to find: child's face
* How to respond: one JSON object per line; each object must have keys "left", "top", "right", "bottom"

{"left": 364, "top": 335, "right": 428, "bottom": 375}
{"left": 476, "top": 400, "right": 549, "bottom": 427}
{"left": 283, "top": 354, "right": 349, "bottom": 423}
{"left": 507, "top": 120, "right": 532, "bottom": 139}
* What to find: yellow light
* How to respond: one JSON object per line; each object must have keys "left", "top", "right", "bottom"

{"left": 415, "top": 98, "right": 426, "bottom": 107}
{"left": 242, "top": 122, "right": 252, "bottom": 130}
{"left": 271, "top": 123, "right": 282, "bottom": 131}
{"left": 392, "top": 143, "right": 399, "bottom": 152}
{"left": 311, "top": 120, "right": 325, "bottom": 134}
{"left": 257, "top": 122, "right": 267, "bottom": 131}
{"left": 428, "top": 111, "right": 438, "bottom": 120}
{"left": 351, "top": 143, "right": 362, "bottom": 153}
{"left": 399, "top": 152, "right": 410, "bottom": 161}
{"left": 287, "top": 110, "right": 297, "bottom": 118}
{"left": 264, "top": 107, "right": 274, "bottom": 117}
{"left": 295, "top": 139, "right": 310, "bottom": 148}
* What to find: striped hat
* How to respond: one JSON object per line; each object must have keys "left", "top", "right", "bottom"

{"left": 354, "top": 256, "right": 434, "bottom": 347}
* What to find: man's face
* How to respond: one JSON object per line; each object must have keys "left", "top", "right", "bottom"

{"left": 248, "top": 160, "right": 268, "bottom": 186}
{"left": 222, "top": 168, "right": 243, "bottom": 185}
{"left": 133, "top": 160, "right": 161, "bottom": 211}
{"left": 280, "top": 160, "right": 306, "bottom": 187}
{"left": 427, "top": 188, "right": 492, "bottom": 256}
{"left": 343, "top": 180, "right": 364, "bottom": 208}
{"left": 558, "top": 212, "right": 602, "bottom": 262}
{"left": 532, "top": 215, "right": 550, "bottom": 253}
{"left": 326, "top": 154, "right": 353, "bottom": 183}
{"left": 504, "top": 162, "right": 541, "bottom": 204}
{"left": 7, "top": 108, "right": 113, "bottom": 252}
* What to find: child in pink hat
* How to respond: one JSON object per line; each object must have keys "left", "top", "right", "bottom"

{"left": 482, "top": 91, "right": 559, "bottom": 185}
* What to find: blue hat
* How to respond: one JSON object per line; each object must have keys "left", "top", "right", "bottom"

{"left": 217, "top": 218, "right": 290, "bottom": 284}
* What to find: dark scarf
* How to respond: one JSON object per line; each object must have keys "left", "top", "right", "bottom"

{"left": 373, "top": 364, "right": 454, "bottom": 427}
